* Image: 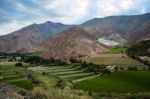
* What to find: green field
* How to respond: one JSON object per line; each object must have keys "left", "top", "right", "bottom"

{"left": 76, "top": 71, "right": 150, "bottom": 93}
{"left": 10, "top": 80, "right": 33, "bottom": 90}
{"left": 0, "top": 62, "right": 33, "bottom": 90}
{"left": 28, "top": 51, "right": 44, "bottom": 56}
{"left": 101, "top": 46, "right": 127, "bottom": 54}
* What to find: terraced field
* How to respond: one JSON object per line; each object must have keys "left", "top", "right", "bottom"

{"left": 0, "top": 62, "right": 33, "bottom": 90}
{"left": 82, "top": 54, "right": 145, "bottom": 67}
{"left": 28, "top": 65, "right": 99, "bottom": 82}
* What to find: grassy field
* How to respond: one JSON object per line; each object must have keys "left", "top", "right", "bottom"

{"left": 101, "top": 46, "right": 127, "bottom": 54}
{"left": 0, "top": 62, "right": 33, "bottom": 90}
{"left": 82, "top": 54, "right": 145, "bottom": 67}
{"left": 28, "top": 51, "right": 44, "bottom": 56}
{"left": 76, "top": 71, "right": 150, "bottom": 93}
{"left": 10, "top": 80, "right": 33, "bottom": 90}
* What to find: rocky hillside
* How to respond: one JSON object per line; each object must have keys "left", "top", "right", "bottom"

{"left": 0, "top": 21, "right": 72, "bottom": 52}
{"left": 40, "top": 27, "right": 108, "bottom": 60}
{"left": 127, "top": 39, "right": 150, "bottom": 56}
{"left": 80, "top": 13, "right": 150, "bottom": 43}
{"left": 127, "top": 21, "right": 150, "bottom": 46}
{"left": 0, "top": 13, "right": 150, "bottom": 55}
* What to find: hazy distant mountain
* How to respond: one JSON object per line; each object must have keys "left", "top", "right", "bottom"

{"left": 0, "top": 21, "right": 73, "bottom": 52}
{"left": 80, "top": 13, "right": 150, "bottom": 43}
{"left": 40, "top": 27, "right": 108, "bottom": 60}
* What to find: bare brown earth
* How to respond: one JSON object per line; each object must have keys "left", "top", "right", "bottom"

{"left": 40, "top": 27, "right": 108, "bottom": 60}
{"left": 0, "top": 22, "right": 72, "bottom": 52}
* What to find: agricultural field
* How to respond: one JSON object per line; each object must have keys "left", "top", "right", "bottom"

{"left": 76, "top": 71, "right": 150, "bottom": 93}
{"left": 28, "top": 65, "right": 98, "bottom": 82}
{"left": 82, "top": 54, "right": 145, "bottom": 67}
{"left": 0, "top": 62, "right": 33, "bottom": 90}
{"left": 1, "top": 57, "right": 149, "bottom": 98}
{"left": 27, "top": 51, "right": 44, "bottom": 57}
{"left": 90, "top": 46, "right": 144, "bottom": 67}
{"left": 101, "top": 46, "right": 127, "bottom": 54}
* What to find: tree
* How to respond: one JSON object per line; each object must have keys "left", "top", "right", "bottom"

{"left": 81, "top": 61, "right": 87, "bottom": 68}
{"left": 69, "top": 57, "right": 78, "bottom": 63}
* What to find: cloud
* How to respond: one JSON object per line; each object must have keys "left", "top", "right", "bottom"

{"left": 0, "top": 0, "right": 150, "bottom": 35}
{"left": 0, "top": 20, "right": 25, "bottom": 35}
{"left": 97, "top": 0, "right": 135, "bottom": 17}
{"left": 42, "top": 0, "right": 90, "bottom": 24}
{"left": 121, "top": 0, "right": 133, "bottom": 10}
{"left": 97, "top": 0, "right": 150, "bottom": 17}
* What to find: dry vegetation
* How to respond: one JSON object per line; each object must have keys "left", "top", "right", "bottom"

{"left": 32, "top": 74, "right": 93, "bottom": 99}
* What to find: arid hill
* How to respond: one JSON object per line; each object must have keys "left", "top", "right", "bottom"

{"left": 40, "top": 27, "right": 108, "bottom": 60}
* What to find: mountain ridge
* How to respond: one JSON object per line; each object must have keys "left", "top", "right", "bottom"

{"left": 0, "top": 13, "right": 150, "bottom": 57}
{"left": 0, "top": 21, "right": 73, "bottom": 52}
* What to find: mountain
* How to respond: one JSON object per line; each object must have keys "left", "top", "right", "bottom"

{"left": 127, "top": 21, "right": 150, "bottom": 46}
{"left": 127, "top": 39, "right": 150, "bottom": 56}
{"left": 0, "top": 13, "right": 150, "bottom": 54}
{"left": 0, "top": 21, "right": 73, "bottom": 52}
{"left": 40, "top": 27, "right": 108, "bottom": 60}
{"left": 80, "top": 13, "right": 150, "bottom": 43}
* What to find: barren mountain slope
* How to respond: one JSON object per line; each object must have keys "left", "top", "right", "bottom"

{"left": 40, "top": 27, "right": 108, "bottom": 60}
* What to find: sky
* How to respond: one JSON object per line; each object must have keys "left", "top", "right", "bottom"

{"left": 0, "top": 0, "right": 150, "bottom": 35}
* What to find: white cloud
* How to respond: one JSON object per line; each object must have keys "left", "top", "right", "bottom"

{"left": 0, "top": 0, "right": 149, "bottom": 35}
{"left": 0, "top": 21, "right": 25, "bottom": 35}
{"left": 97, "top": 0, "right": 136, "bottom": 17}
{"left": 121, "top": 0, "right": 133, "bottom": 10}
{"left": 43, "top": 0, "right": 90, "bottom": 24}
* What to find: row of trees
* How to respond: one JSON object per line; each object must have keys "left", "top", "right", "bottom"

{"left": 0, "top": 52, "right": 68, "bottom": 66}
{"left": 80, "top": 61, "right": 108, "bottom": 74}
{"left": 21, "top": 56, "right": 67, "bottom": 66}
{"left": 0, "top": 52, "right": 21, "bottom": 57}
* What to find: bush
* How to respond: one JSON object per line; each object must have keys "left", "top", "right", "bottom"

{"left": 80, "top": 61, "right": 106, "bottom": 73}
{"left": 8, "top": 58, "right": 13, "bottom": 61}
{"left": 56, "top": 79, "right": 65, "bottom": 89}
{"left": 15, "top": 62, "right": 23, "bottom": 67}
{"left": 42, "top": 72, "right": 46, "bottom": 75}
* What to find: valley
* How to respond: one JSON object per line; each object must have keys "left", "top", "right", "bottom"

{"left": 0, "top": 12, "right": 150, "bottom": 99}
{"left": 0, "top": 48, "right": 150, "bottom": 99}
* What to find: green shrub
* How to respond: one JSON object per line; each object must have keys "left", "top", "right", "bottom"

{"left": 15, "top": 62, "right": 23, "bottom": 67}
